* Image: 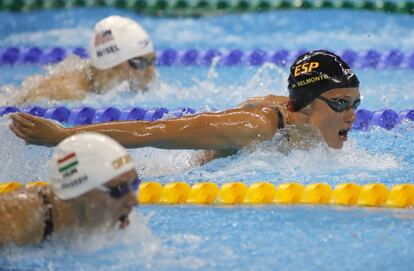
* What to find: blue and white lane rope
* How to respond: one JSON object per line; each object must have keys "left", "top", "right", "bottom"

{"left": 1, "top": 47, "right": 414, "bottom": 69}
{"left": 1, "top": 106, "right": 413, "bottom": 130}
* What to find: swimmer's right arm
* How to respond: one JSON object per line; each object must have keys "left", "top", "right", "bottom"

{"left": 0, "top": 191, "right": 45, "bottom": 246}
{"left": 9, "top": 107, "right": 281, "bottom": 150}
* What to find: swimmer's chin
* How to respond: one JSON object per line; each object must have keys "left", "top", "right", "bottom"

{"left": 117, "top": 215, "right": 130, "bottom": 230}
{"left": 283, "top": 125, "right": 326, "bottom": 151}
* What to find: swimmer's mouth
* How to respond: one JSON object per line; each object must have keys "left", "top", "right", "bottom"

{"left": 118, "top": 215, "right": 130, "bottom": 230}
{"left": 338, "top": 129, "right": 350, "bottom": 141}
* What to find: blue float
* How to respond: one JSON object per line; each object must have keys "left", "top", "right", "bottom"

{"left": 94, "top": 107, "right": 121, "bottom": 123}
{"left": 201, "top": 49, "right": 222, "bottom": 65}
{"left": 143, "top": 107, "right": 169, "bottom": 121}
{"left": 353, "top": 109, "right": 373, "bottom": 130}
{"left": 72, "top": 47, "right": 88, "bottom": 59}
{"left": 119, "top": 107, "right": 147, "bottom": 121}
{"left": 23, "top": 47, "right": 43, "bottom": 64}
{"left": 372, "top": 109, "right": 398, "bottom": 130}
{"left": 341, "top": 50, "right": 358, "bottom": 67}
{"left": 68, "top": 107, "right": 96, "bottom": 125}
{"left": 170, "top": 107, "right": 196, "bottom": 117}
{"left": 0, "top": 106, "right": 20, "bottom": 116}
{"left": 159, "top": 49, "right": 178, "bottom": 66}
{"left": 385, "top": 50, "right": 404, "bottom": 68}
{"left": 408, "top": 52, "right": 414, "bottom": 69}
{"left": 363, "top": 50, "right": 381, "bottom": 68}
{"left": 270, "top": 50, "right": 289, "bottom": 66}
{"left": 224, "top": 49, "right": 243, "bottom": 66}
{"left": 24, "top": 106, "right": 46, "bottom": 117}
{"left": 44, "top": 106, "right": 71, "bottom": 122}
{"left": 1, "top": 47, "right": 20, "bottom": 65}
{"left": 249, "top": 49, "right": 267, "bottom": 66}
{"left": 181, "top": 49, "right": 198, "bottom": 65}
{"left": 398, "top": 109, "right": 414, "bottom": 123}
{"left": 42, "top": 47, "right": 66, "bottom": 64}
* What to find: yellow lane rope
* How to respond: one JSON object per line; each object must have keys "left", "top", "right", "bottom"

{"left": 1, "top": 181, "right": 414, "bottom": 208}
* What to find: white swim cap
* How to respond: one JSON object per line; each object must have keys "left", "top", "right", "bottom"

{"left": 90, "top": 15, "right": 154, "bottom": 70}
{"left": 50, "top": 133, "right": 135, "bottom": 200}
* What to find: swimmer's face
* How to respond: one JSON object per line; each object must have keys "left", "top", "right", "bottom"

{"left": 123, "top": 52, "right": 156, "bottom": 90}
{"left": 306, "top": 87, "right": 360, "bottom": 149}
{"left": 93, "top": 53, "right": 156, "bottom": 92}
{"left": 81, "top": 169, "right": 138, "bottom": 230}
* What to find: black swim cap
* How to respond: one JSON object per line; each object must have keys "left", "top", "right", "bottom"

{"left": 287, "top": 50, "right": 360, "bottom": 111}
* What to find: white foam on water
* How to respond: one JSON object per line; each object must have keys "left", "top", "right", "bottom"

{"left": 1, "top": 27, "right": 90, "bottom": 47}
{"left": 174, "top": 132, "right": 400, "bottom": 185}
{"left": 0, "top": 211, "right": 167, "bottom": 269}
{"left": 0, "top": 118, "right": 51, "bottom": 183}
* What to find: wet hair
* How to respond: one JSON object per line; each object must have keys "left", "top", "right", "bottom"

{"left": 287, "top": 50, "right": 360, "bottom": 112}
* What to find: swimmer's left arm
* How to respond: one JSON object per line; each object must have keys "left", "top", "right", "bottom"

{"left": 9, "top": 107, "right": 281, "bottom": 149}
{"left": 62, "top": 107, "right": 280, "bottom": 149}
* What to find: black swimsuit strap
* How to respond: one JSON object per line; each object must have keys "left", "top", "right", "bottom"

{"left": 38, "top": 189, "right": 54, "bottom": 242}
{"left": 275, "top": 107, "right": 285, "bottom": 129}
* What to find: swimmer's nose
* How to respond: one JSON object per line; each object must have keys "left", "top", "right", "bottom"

{"left": 145, "top": 65, "right": 155, "bottom": 80}
{"left": 126, "top": 190, "right": 138, "bottom": 207}
{"left": 344, "top": 108, "right": 357, "bottom": 123}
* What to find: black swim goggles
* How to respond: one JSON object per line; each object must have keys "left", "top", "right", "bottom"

{"left": 98, "top": 177, "right": 141, "bottom": 199}
{"left": 128, "top": 57, "right": 156, "bottom": 70}
{"left": 317, "top": 96, "right": 361, "bottom": 113}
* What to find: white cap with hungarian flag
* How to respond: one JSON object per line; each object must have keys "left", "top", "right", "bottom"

{"left": 49, "top": 132, "right": 135, "bottom": 200}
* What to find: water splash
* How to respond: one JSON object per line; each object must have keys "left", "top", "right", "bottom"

{"left": 0, "top": 211, "right": 164, "bottom": 270}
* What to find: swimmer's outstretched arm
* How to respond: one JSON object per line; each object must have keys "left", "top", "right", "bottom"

{"left": 9, "top": 107, "right": 280, "bottom": 149}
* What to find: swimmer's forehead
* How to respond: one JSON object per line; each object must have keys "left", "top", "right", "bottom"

{"left": 323, "top": 87, "right": 360, "bottom": 99}
{"left": 105, "top": 169, "right": 137, "bottom": 187}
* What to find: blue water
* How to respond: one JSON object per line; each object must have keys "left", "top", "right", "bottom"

{"left": 1, "top": 6, "right": 414, "bottom": 271}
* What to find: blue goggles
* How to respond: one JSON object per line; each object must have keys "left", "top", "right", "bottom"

{"left": 98, "top": 177, "right": 141, "bottom": 199}
{"left": 317, "top": 96, "right": 361, "bottom": 113}
{"left": 128, "top": 57, "right": 156, "bottom": 70}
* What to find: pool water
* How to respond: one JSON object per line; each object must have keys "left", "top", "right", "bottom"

{"left": 1, "top": 5, "right": 414, "bottom": 271}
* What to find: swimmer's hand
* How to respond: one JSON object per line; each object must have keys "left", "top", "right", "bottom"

{"left": 9, "top": 112, "right": 67, "bottom": 146}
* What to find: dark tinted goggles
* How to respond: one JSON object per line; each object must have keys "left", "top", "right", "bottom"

{"left": 128, "top": 57, "right": 156, "bottom": 70}
{"left": 98, "top": 177, "right": 141, "bottom": 199}
{"left": 317, "top": 96, "right": 361, "bottom": 113}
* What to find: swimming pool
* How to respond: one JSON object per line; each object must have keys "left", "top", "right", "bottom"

{"left": 1, "top": 4, "right": 414, "bottom": 271}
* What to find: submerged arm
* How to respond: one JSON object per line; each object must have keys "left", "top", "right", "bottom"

{"left": 14, "top": 70, "right": 90, "bottom": 105}
{"left": 10, "top": 107, "right": 281, "bottom": 150}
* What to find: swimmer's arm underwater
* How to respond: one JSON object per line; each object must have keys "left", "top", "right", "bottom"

{"left": 14, "top": 70, "right": 90, "bottom": 104}
{"left": 9, "top": 107, "right": 280, "bottom": 150}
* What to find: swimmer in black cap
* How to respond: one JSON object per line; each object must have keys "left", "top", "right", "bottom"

{"left": 287, "top": 49, "right": 360, "bottom": 148}
{"left": 10, "top": 50, "right": 361, "bottom": 162}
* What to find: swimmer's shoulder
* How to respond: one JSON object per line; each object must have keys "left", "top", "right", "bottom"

{"left": 239, "top": 94, "right": 289, "bottom": 109}
{"left": 0, "top": 187, "right": 49, "bottom": 245}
